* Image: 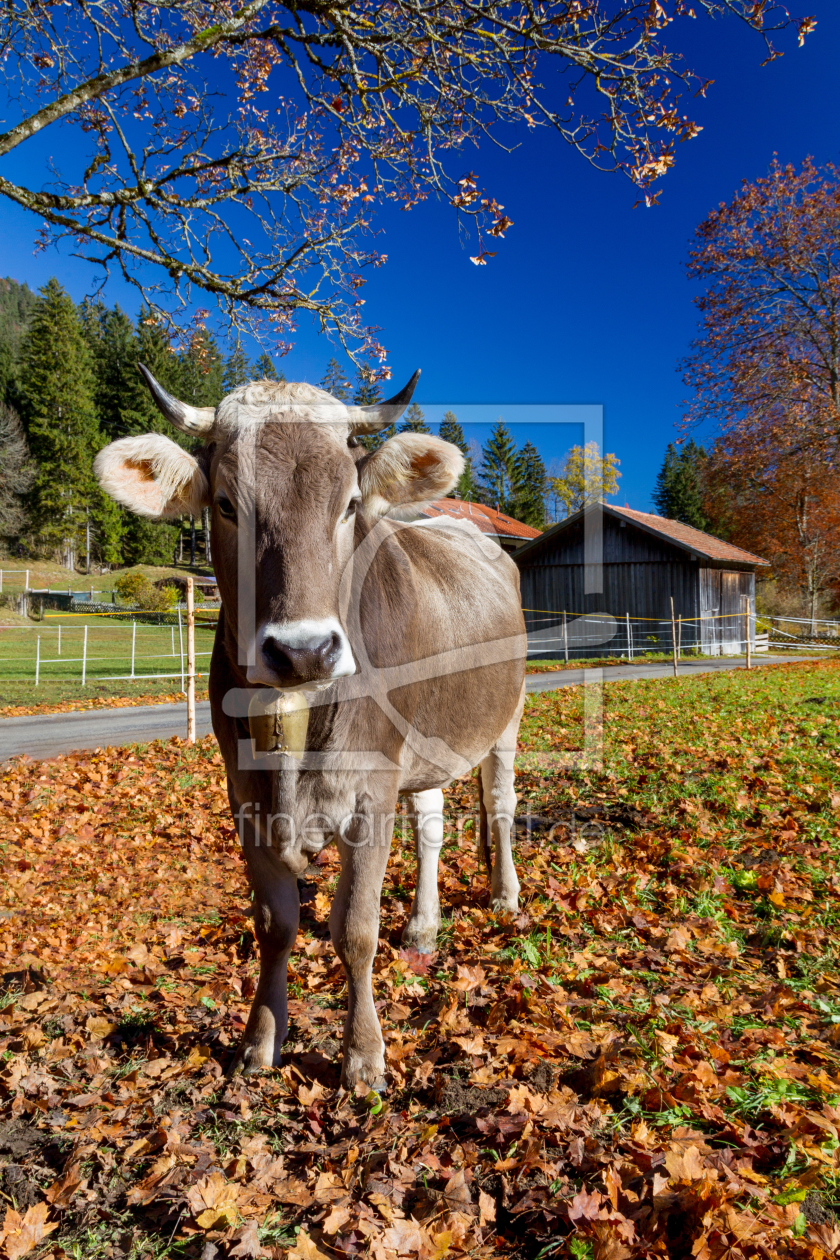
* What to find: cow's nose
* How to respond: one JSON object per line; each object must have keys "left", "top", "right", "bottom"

{"left": 261, "top": 632, "right": 342, "bottom": 683}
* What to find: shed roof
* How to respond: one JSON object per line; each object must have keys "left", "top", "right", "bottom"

{"left": 419, "top": 498, "right": 542, "bottom": 542}
{"left": 513, "top": 502, "right": 769, "bottom": 566}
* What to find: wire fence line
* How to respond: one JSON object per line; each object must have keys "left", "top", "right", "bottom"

{"left": 1, "top": 600, "right": 836, "bottom": 689}
{"left": 0, "top": 617, "right": 216, "bottom": 686}
{"left": 523, "top": 604, "right": 839, "bottom": 662}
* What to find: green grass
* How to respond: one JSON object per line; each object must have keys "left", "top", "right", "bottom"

{"left": 0, "top": 615, "right": 216, "bottom": 703}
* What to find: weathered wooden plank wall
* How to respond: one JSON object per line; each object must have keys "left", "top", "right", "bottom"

{"left": 517, "top": 513, "right": 757, "bottom": 659}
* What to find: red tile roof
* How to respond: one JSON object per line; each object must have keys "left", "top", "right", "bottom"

{"left": 420, "top": 498, "right": 542, "bottom": 541}
{"left": 609, "top": 505, "right": 769, "bottom": 565}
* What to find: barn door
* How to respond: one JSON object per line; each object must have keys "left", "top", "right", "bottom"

{"left": 699, "top": 569, "right": 721, "bottom": 656}
{"left": 720, "top": 572, "right": 744, "bottom": 655}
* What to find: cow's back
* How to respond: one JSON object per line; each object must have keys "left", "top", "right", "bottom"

{"left": 352, "top": 516, "right": 526, "bottom": 787}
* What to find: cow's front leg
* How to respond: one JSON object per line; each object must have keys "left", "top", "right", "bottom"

{"left": 401, "top": 788, "right": 444, "bottom": 954}
{"left": 330, "top": 798, "right": 393, "bottom": 1091}
{"left": 234, "top": 845, "right": 300, "bottom": 1073}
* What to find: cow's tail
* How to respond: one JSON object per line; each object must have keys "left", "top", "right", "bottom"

{"left": 476, "top": 764, "right": 493, "bottom": 875}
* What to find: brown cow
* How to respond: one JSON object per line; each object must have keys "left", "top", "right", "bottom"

{"left": 95, "top": 369, "right": 526, "bottom": 1089}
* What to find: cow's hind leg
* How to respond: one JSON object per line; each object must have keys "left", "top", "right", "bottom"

{"left": 233, "top": 847, "right": 300, "bottom": 1073}
{"left": 478, "top": 687, "right": 524, "bottom": 913}
{"left": 401, "top": 788, "right": 444, "bottom": 954}
{"left": 331, "top": 798, "right": 393, "bottom": 1091}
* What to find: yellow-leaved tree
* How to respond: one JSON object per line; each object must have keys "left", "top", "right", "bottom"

{"left": 547, "top": 443, "right": 620, "bottom": 522}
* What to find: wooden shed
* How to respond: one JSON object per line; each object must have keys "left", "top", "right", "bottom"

{"left": 513, "top": 503, "right": 769, "bottom": 659}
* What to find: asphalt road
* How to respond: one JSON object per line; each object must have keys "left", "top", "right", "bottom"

{"left": 0, "top": 654, "right": 812, "bottom": 762}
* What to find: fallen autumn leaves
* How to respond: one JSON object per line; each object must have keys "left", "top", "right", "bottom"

{"left": 0, "top": 660, "right": 839, "bottom": 1259}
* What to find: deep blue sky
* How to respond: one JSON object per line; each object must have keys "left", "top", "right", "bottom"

{"left": 2, "top": 7, "right": 838, "bottom": 509}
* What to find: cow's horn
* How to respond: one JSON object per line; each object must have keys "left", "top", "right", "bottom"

{"left": 347, "top": 369, "right": 421, "bottom": 435}
{"left": 137, "top": 362, "right": 216, "bottom": 436}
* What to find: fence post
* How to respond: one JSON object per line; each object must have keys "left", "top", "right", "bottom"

{"left": 670, "top": 597, "right": 679, "bottom": 678}
{"left": 171, "top": 624, "right": 175, "bottom": 657}
{"left": 82, "top": 625, "right": 88, "bottom": 686}
{"left": 131, "top": 620, "right": 136, "bottom": 679}
{"left": 57, "top": 624, "right": 61, "bottom": 656}
{"left": 178, "top": 608, "right": 185, "bottom": 691}
{"left": 744, "top": 596, "right": 751, "bottom": 670}
{"left": 677, "top": 616, "right": 682, "bottom": 660}
{"left": 0, "top": 570, "right": 3, "bottom": 593}
{"left": 563, "top": 611, "right": 569, "bottom": 664}
{"left": 35, "top": 635, "right": 40, "bottom": 686}
{"left": 626, "top": 612, "right": 632, "bottom": 662}
{"left": 186, "top": 577, "right": 196, "bottom": 743}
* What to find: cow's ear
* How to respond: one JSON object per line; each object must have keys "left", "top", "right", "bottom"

{"left": 94, "top": 434, "right": 210, "bottom": 519}
{"left": 358, "top": 434, "right": 464, "bottom": 518}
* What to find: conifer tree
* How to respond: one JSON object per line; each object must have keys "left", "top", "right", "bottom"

{"left": 82, "top": 301, "right": 138, "bottom": 441}
{"left": 438, "top": 412, "right": 467, "bottom": 454}
{"left": 20, "top": 279, "right": 115, "bottom": 568}
{"left": 254, "top": 351, "right": 284, "bottom": 381}
{"left": 115, "top": 311, "right": 186, "bottom": 564}
{"left": 321, "top": 358, "right": 352, "bottom": 401}
{"left": 353, "top": 370, "right": 394, "bottom": 451}
{"left": 480, "top": 421, "right": 518, "bottom": 513}
{"left": 180, "top": 325, "right": 224, "bottom": 408}
{"left": 439, "top": 411, "right": 476, "bottom": 500}
{"left": 457, "top": 456, "right": 481, "bottom": 503}
{"left": 223, "top": 341, "right": 250, "bottom": 393}
{"left": 0, "top": 278, "right": 38, "bottom": 412}
{"left": 352, "top": 367, "right": 381, "bottom": 406}
{"left": 652, "top": 440, "right": 709, "bottom": 529}
{"left": 512, "top": 441, "right": 547, "bottom": 528}
{"left": 398, "top": 402, "right": 431, "bottom": 434}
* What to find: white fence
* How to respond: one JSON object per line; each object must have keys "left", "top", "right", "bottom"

{"left": 0, "top": 618, "right": 215, "bottom": 687}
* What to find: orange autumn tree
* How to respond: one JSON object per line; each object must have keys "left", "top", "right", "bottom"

{"left": 704, "top": 430, "right": 840, "bottom": 625}
{"left": 683, "top": 157, "right": 840, "bottom": 451}
{"left": 684, "top": 157, "right": 840, "bottom": 620}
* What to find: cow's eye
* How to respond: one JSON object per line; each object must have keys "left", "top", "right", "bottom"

{"left": 216, "top": 494, "right": 236, "bottom": 521}
{"left": 342, "top": 499, "right": 360, "bottom": 522}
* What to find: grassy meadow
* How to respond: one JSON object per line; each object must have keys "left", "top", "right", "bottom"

{"left": 0, "top": 659, "right": 838, "bottom": 1257}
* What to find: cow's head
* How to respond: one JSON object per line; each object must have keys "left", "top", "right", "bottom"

{"left": 94, "top": 365, "right": 463, "bottom": 689}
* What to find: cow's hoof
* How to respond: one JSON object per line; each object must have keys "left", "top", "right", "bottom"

{"left": 229, "top": 1040, "right": 276, "bottom": 1077}
{"left": 401, "top": 919, "right": 439, "bottom": 955}
{"left": 341, "top": 1048, "right": 387, "bottom": 1093}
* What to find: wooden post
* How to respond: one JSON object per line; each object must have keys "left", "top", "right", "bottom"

{"left": 563, "top": 611, "right": 569, "bottom": 664}
{"left": 24, "top": 569, "right": 29, "bottom": 593}
{"left": 57, "top": 624, "right": 61, "bottom": 656}
{"left": 744, "top": 595, "right": 751, "bottom": 671}
{"left": 677, "top": 616, "right": 682, "bottom": 660}
{"left": 131, "top": 620, "right": 136, "bottom": 679}
{"left": 35, "top": 635, "right": 40, "bottom": 686}
{"left": 670, "top": 597, "right": 679, "bottom": 677}
{"left": 0, "top": 570, "right": 3, "bottom": 594}
{"left": 186, "top": 577, "right": 196, "bottom": 743}
{"left": 626, "top": 612, "right": 633, "bottom": 662}
{"left": 82, "top": 625, "right": 88, "bottom": 686}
